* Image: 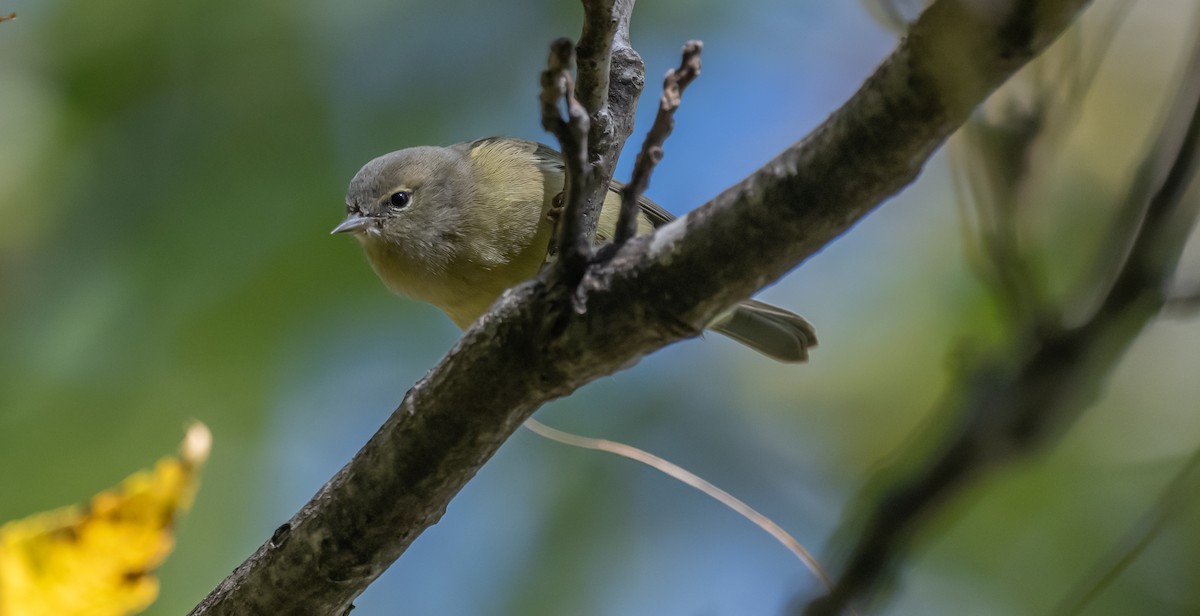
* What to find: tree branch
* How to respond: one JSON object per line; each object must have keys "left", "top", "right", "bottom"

{"left": 189, "top": 1, "right": 1095, "bottom": 613}
{"left": 557, "top": 0, "right": 644, "bottom": 277}
{"left": 615, "top": 40, "right": 702, "bottom": 245}
{"left": 540, "top": 38, "right": 592, "bottom": 266}
{"left": 575, "top": 0, "right": 618, "bottom": 116}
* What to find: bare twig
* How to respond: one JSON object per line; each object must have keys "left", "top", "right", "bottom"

{"left": 190, "top": 1, "right": 1095, "bottom": 613}
{"left": 615, "top": 40, "right": 703, "bottom": 245}
{"left": 0, "top": 12, "right": 15, "bottom": 23}
{"left": 803, "top": 19, "right": 1200, "bottom": 616}
{"left": 545, "top": 1, "right": 644, "bottom": 285}
{"left": 560, "top": 0, "right": 644, "bottom": 282}
{"left": 524, "top": 418, "right": 843, "bottom": 601}
{"left": 1053, "top": 445, "right": 1200, "bottom": 615}
{"left": 541, "top": 38, "right": 592, "bottom": 266}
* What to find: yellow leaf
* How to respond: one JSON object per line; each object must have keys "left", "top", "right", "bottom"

{"left": 0, "top": 422, "right": 211, "bottom": 616}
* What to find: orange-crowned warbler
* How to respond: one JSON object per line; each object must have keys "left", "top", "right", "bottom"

{"left": 333, "top": 136, "right": 816, "bottom": 362}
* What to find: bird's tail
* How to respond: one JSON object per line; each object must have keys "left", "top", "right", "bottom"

{"left": 709, "top": 299, "right": 818, "bottom": 363}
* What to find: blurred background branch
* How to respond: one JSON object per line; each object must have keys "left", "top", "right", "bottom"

{"left": 1053, "top": 443, "right": 1200, "bottom": 615}
{"left": 805, "top": 5, "right": 1200, "bottom": 614}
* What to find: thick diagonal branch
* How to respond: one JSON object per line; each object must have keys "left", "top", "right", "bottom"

{"left": 189, "top": 1, "right": 1094, "bottom": 614}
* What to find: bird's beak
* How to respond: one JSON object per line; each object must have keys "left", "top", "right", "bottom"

{"left": 331, "top": 214, "right": 373, "bottom": 235}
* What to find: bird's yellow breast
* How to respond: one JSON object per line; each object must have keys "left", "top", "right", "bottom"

{"left": 360, "top": 137, "right": 657, "bottom": 329}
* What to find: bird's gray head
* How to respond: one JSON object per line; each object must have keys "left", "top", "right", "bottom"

{"left": 333, "top": 146, "right": 475, "bottom": 270}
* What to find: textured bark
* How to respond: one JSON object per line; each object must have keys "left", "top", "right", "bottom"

{"left": 189, "top": 1, "right": 1094, "bottom": 614}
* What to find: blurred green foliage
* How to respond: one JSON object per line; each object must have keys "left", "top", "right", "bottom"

{"left": 1, "top": 1, "right": 1198, "bottom": 614}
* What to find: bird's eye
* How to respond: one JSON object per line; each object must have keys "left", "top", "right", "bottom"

{"left": 388, "top": 191, "right": 411, "bottom": 209}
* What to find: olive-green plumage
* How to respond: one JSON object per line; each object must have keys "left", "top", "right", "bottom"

{"left": 335, "top": 136, "right": 816, "bottom": 362}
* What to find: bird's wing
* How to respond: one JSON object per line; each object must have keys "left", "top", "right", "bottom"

{"left": 608, "top": 176, "right": 674, "bottom": 228}
{"left": 467, "top": 136, "right": 675, "bottom": 229}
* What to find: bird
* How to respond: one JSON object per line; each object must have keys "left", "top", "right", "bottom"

{"left": 333, "top": 136, "right": 816, "bottom": 362}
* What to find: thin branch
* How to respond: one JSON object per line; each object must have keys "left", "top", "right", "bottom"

{"left": 540, "top": 38, "right": 592, "bottom": 266}
{"left": 0, "top": 12, "right": 15, "bottom": 23}
{"left": 547, "top": 0, "right": 644, "bottom": 284}
{"left": 1052, "top": 445, "right": 1200, "bottom": 616}
{"left": 189, "top": 1, "right": 1095, "bottom": 613}
{"left": 615, "top": 40, "right": 703, "bottom": 246}
{"left": 524, "top": 418, "right": 842, "bottom": 601}
{"left": 803, "top": 19, "right": 1200, "bottom": 616}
